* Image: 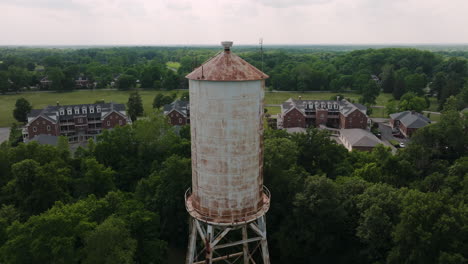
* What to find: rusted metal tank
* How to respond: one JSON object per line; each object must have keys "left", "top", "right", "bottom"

{"left": 185, "top": 41, "right": 270, "bottom": 224}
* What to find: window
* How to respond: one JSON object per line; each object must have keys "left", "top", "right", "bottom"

{"left": 106, "top": 121, "right": 110, "bottom": 126}
{"left": 47, "top": 125, "right": 51, "bottom": 131}
{"left": 78, "top": 118, "right": 83, "bottom": 123}
{"left": 179, "top": 118, "right": 182, "bottom": 124}
{"left": 33, "top": 126, "right": 37, "bottom": 132}
{"left": 59, "top": 108, "right": 64, "bottom": 115}
{"left": 67, "top": 108, "right": 72, "bottom": 115}
{"left": 82, "top": 107, "right": 87, "bottom": 114}
{"left": 97, "top": 107, "right": 101, "bottom": 113}
{"left": 90, "top": 107, "right": 94, "bottom": 113}
{"left": 74, "top": 108, "right": 80, "bottom": 114}
{"left": 119, "top": 120, "right": 122, "bottom": 125}
{"left": 42, "top": 121, "right": 45, "bottom": 125}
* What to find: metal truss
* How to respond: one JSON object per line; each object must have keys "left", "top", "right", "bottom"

{"left": 186, "top": 215, "right": 270, "bottom": 264}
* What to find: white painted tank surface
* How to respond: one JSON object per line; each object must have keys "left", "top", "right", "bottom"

{"left": 185, "top": 42, "right": 270, "bottom": 224}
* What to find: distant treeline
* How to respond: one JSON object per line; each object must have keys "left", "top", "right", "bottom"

{"left": 1, "top": 46, "right": 468, "bottom": 108}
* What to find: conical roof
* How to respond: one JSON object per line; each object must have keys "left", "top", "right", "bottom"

{"left": 185, "top": 41, "right": 269, "bottom": 81}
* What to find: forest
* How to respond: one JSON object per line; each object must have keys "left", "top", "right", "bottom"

{"left": 1, "top": 46, "right": 468, "bottom": 109}
{"left": 0, "top": 97, "right": 467, "bottom": 263}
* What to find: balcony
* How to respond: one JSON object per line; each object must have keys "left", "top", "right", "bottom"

{"left": 88, "top": 119, "right": 102, "bottom": 124}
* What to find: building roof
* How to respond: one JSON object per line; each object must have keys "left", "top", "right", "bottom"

{"left": 29, "top": 134, "right": 59, "bottom": 146}
{"left": 340, "top": 129, "right": 382, "bottom": 148}
{"left": 186, "top": 42, "right": 269, "bottom": 81}
{"left": 163, "top": 99, "right": 189, "bottom": 117}
{"left": 27, "top": 102, "right": 128, "bottom": 124}
{"left": 281, "top": 98, "right": 367, "bottom": 117}
{"left": 390, "top": 111, "right": 430, "bottom": 128}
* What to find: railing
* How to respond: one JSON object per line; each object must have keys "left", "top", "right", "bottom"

{"left": 185, "top": 185, "right": 271, "bottom": 212}
{"left": 263, "top": 185, "right": 271, "bottom": 200}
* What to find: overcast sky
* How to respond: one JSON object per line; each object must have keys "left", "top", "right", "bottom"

{"left": 1, "top": 0, "right": 468, "bottom": 45}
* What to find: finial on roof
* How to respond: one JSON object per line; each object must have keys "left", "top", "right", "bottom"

{"left": 221, "top": 41, "right": 233, "bottom": 52}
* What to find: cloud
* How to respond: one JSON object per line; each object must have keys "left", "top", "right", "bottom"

{"left": 165, "top": 0, "right": 192, "bottom": 10}
{"left": 255, "top": 0, "right": 333, "bottom": 8}
{"left": 1, "top": 0, "right": 85, "bottom": 10}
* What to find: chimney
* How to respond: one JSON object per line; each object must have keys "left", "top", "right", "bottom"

{"left": 56, "top": 101, "right": 59, "bottom": 106}
{"left": 299, "top": 95, "right": 302, "bottom": 100}
{"left": 221, "top": 41, "right": 233, "bottom": 52}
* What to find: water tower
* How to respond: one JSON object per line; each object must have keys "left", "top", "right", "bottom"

{"left": 185, "top": 41, "right": 271, "bottom": 263}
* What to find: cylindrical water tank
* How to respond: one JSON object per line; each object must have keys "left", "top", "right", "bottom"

{"left": 185, "top": 41, "right": 270, "bottom": 224}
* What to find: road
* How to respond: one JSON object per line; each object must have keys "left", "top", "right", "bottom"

{"left": 0, "top": 127, "right": 10, "bottom": 143}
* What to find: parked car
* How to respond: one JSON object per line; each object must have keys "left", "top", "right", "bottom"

{"left": 399, "top": 142, "right": 406, "bottom": 148}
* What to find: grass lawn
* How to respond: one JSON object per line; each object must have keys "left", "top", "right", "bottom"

{"left": 166, "top": 61, "right": 181, "bottom": 71}
{"left": 0, "top": 90, "right": 179, "bottom": 127}
{"left": 0, "top": 90, "right": 441, "bottom": 127}
{"left": 427, "top": 112, "right": 441, "bottom": 122}
{"left": 370, "top": 107, "right": 387, "bottom": 118}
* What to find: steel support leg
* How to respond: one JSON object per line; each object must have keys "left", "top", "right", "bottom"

{"left": 205, "top": 225, "right": 213, "bottom": 264}
{"left": 258, "top": 216, "right": 270, "bottom": 264}
{"left": 186, "top": 217, "right": 270, "bottom": 264}
{"left": 242, "top": 226, "right": 249, "bottom": 264}
{"left": 186, "top": 218, "right": 197, "bottom": 264}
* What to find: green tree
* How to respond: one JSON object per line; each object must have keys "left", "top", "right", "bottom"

{"left": 0, "top": 71, "right": 10, "bottom": 94}
{"left": 127, "top": 91, "right": 143, "bottom": 122}
{"left": 180, "top": 91, "right": 190, "bottom": 101}
{"left": 393, "top": 78, "right": 406, "bottom": 100}
{"left": 360, "top": 79, "right": 380, "bottom": 105}
{"left": 13, "top": 97, "right": 32, "bottom": 123}
{"left": 152, "top": 93, "right": 165, "bottom": 109}
{"left": 0, "top": 198, "right": 98, "bottom": 263}
{"left": 47, "top": 67, "right": 65, "bottom": 90}
{"left": 8, "top": 123, "right": 23, "bottom": 147}
{"left": 381, "top": 64, "right": 396, "bottom": 93}
{"left": 6, "top": 159, "right": 71, "bottom": 215}
{"left": 162, "top": 70, "right": 179, "bottom": 90}
{"left": 356, "top": 183, "right": 403, "bottom": 263}
{"left": 83, "top": 216, "right": 137, "bottom": 264}
{"left": 135, "top": 155, "right": 191, "bottom": 246}
{"left": 75, "top": 158, "right": 115, "bottom": 198}
{"left": 275, "top": 175, "right": 348, "bottom": 263}
{"left": 398, "top": 92, "right": 428, "bottom": 112}
{"left": 8, "top": 66, "right": 29, "bottom": 92}
{"left": 388, "top": 191, "right": 467, "bottom": 264}
{"left": 117, "top": 74, "right": 137, "bottom": 90}
{"left": 404, "top": 73, "right": 427, "bottom": 95}
{"left": 56, "top": 135, "right": 70, "bottom": 160}
{"left": 141, "top": 64, "right": 162, "bottom": 88}
{"left": 386, "top": 99, "right": 398, "bottom": 115}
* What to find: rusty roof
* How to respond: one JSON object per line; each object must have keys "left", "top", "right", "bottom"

{"left": 186, "top": 48, "right": 269, "bottom": 81}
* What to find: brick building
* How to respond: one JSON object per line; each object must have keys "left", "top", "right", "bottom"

{"left": 23, "top": 102, "right": 131, "bottom": 143}
{"left": 163, "top": 100, "right": 190, "bottom": 126}
{"left": 278, "top": 98, "right": 368, "bottom": 129}
{"left": 390, "top": 111, "right": 431, "bottom": 137}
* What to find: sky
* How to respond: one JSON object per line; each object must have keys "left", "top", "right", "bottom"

{"left": 0, "top": 0, "right": 468, "bottom": 45}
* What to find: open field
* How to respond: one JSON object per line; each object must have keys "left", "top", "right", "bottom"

{"left": 0, "top": 90, "right": 439, "bottom": 127}
{"left": 166, "top": 61, "right": 181, "bottom": 70}
{"left": 0, "top": 90, "right": 179, "bottom": 127}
